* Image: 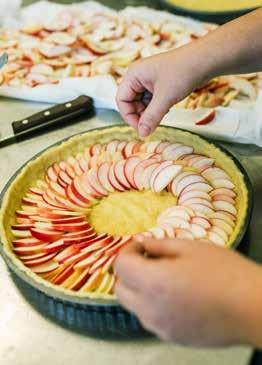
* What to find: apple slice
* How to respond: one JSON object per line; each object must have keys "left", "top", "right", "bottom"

{"left": 195, "top": 109, "right": 216, "bottom": 125}
{"left": 97, "top": 162, "right": 115, "bottom": 192}
{"left": 133, "top": 158, "right": 157, "bottom": 190}
{"left": 181, "top": 182, "right": 213, "bottom": 194}
{"left": 101, "top": 255, "right": 117, "bottom": 274}
{"left": 141, "top": 162, "right": 159, "bottom": 190}
{"left": 31, "top": 260, "right": 59, "bottom": 274}
{"left": 183, "top": 198, "right": 213, "bottom": 209}
{"left": 54, "top": 245, "right": 81, "bottom": 264}
{"left": 114, "top": 159, "right": 131, "bottom": 189}
{"left": 210, "top": 225, "right": 228, "bottom": 241}
{"left": 149, "top": 227, "right": 166, "bottom": 239}
{"left": 52, "top": 264, "right": 75, "bottom": 285}
{"left": 187, "top": 203, "right": 214, "bottom": 216}
{"left": 19, "top": 252, "right": 49, "bottom": 261}
{"left": 63, "top": 232, "right": 96, "bottom": 246}
{"left": 160, "top": 216, "right": 190, "bottom": 230}
{"left": 22, "top": 197, "right": 39, "bottom": 206}
{"left": 141, "top": 141, "right": 161, "bottom": 153}
{"left": 211, "top": 179, "right": 235, "bottom": 189}
{"left": 47, "top": 165, "right": 58, "bottom": 182}
{"left": 12, "top": 223, "right": 33, "bottom": 231}
{"left": 212, "top": 201, "right": 237, "bottom": 215}
{"left": 71, "top": 177, "right": 95, "bottom": 204}
{"left": 210, "top": 211, "right": 235, "bottom": 227}
{"left": 124, "top": 156, "right": 141, "bottom": 189}
{"left": 159, "top": 223, "right": 175, "bottom": 238}
{"left": 65, "top": 184, "right": 90, "bottom": 208}
{"left": 58, "top": 170, "right": 72, "bottom": 186}
{"left": 153, "top": 164, "right": 183, "bottom": 193}
{"left": 13, "top": 244, "right": 47, "bottom": 256}
{"left": 105, "top": 140, "right": 120, "bottom": 154}
{"left": 81, "top": 36, "right": 108, "bottom": 55}
{"left": 89, "top": 255, "right": 112, "bottom": 274}
{"left": 64, "top": 228, "right": 95, "bottom": 239}
{"left": 212, "top": 194, "right": 235, "bottom": 204}
{"left": 79, "top": 269, "right": 103, "bottom": 292}
{"left": 202, "top": 167, "right": 229, "bottom": 180}
{"left": 43, "top": 239, "right": 66, "bottom": 254}
{"left": 17, "top": 217, "right": 33, "bottom": 224}
{"left": 210, "top": 188, "right": 236, "bottom": 198}
{"left": 162, "top": 143, "right": 181, "bottom": 159}
{"left": 208, "top": 231, "right": 226, "bottom": 246}
{"left": 191, "top": 216, "right": 211, "bottom": 229}
{"left": 30, "top": 228, "right": 63, "bottom": 242}
{"left": 108, "top": 164, "right": 125, "bottom": 192}
{"left": 123, "top": 141, "right": 141, "bottom": 158}
{"left": 172, "top": 172, "right": 204, "bottom": 196}
{"left": 23, "top": 252, "right": 57, "bottom": 267}
{"left": 210, "top": 218, "right": 233, "bottom": 235}
{"left": 86, "top": 169, "right": 108, "bottom": 197}
{"left": 77, "top": 234, "right": 112, "bottom": 251}
{"left": 155, "top": 141, "right": 170, "bottom": 153}
{"left": 39, "top": 43, "right": 71, "bottom": 58}
{"left": 16, "top": 210, "right": 36, "bottom": 219}
{"left": 178, "top": 190, "right": 211, "bottom": 205}
{"left": 191, "top": 158, "right": 214, "bottom": 172}
{"left": 175, "top": 228, "right": 194, "bottom": 240}
{"left": 190, "top": 223, "right": 207, "bottom": 238}
{"left": 74, "top": 250, "right": 103, "bottom": 269}
{"left": 69, "top": 267, "right": 90, "bottom": 291}
{"left": 105, "top": 236, "right": 131, "bottom": 256}
{"left": 11, "top": 229, "right": 31, "bottom": 238}
{"left": 29, "top": 187, "right": 44, "bottom": 196}
{"left": 13, "top": 238, "right": 43, "bottom": 247}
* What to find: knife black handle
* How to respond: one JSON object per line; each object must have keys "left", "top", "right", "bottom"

{"left": 12, "top": 95, "right": 93, "bottom": 135}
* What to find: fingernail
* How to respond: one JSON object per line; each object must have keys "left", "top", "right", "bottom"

{"left": 139, "top": 124, "right": 151, "bottom": 137}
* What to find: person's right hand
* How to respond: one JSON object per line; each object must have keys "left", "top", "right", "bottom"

{"left": 116, "top": 43, "right": 211, "bottom": 137}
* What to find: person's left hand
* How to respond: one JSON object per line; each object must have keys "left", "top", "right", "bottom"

{"left": 114, "top": 237, "right": 262, "bottom": 346}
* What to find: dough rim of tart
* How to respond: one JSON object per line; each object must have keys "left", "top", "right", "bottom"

{"left": 0, "top": 125, "right": 249, "bottom": 301}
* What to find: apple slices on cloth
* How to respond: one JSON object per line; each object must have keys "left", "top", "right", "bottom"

{"left": 0, "top": 126, "right": 250, "bottom": 300}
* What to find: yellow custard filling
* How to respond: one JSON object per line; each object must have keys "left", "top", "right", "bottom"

{"left": 167, "top": 0, "right": 261, "bottom": 11}
{"left": 90, "top": 190, "right": 177, "bottom": 236}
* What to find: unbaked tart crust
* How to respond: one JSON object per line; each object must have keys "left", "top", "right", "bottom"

{"left": 0, "top": 126, "right": 249, "bottom": 300}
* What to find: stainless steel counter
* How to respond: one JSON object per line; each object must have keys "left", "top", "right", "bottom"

{"left": 0, "top": 96, "right": 259, "bottom": 365}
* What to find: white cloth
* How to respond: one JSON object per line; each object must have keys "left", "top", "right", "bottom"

{"left": 0, "top": 1, "right": 262, "bottom": 146}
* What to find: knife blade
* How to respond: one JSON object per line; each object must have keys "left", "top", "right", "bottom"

{"left": 0, "top": 53, "right": 8, "bottom": 69}
{"left": 0, "top": 95, "right": 94, "bottom": 148}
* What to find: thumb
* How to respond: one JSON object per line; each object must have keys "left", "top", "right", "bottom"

{"left": 135, "top": 237, "right": 197, "bottom": 258}
{"left": 138, "top": 85, "right": 174, "bottom": 137}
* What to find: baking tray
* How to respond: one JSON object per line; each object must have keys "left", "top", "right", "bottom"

{"left": 159, "top": 0, "right": 258, "bottom": 24}
{"left": 0, "top": 125, "right": 253, "bottom": 338}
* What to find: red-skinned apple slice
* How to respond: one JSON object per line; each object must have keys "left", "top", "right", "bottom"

{"left": 191, "top": 158, "right": 214, "bottom": 171}
{"left": 64, "top": 232, "right": 96, "bottom": 245}
{"left": 23, "top": 252, "right": 57, "bottom": 267}
{"left": 212, "top": 200, "right": 237, "bottom": 215}
{"left": 181, "top": 182, "right": 213, "bottom": 194}
{"left": 16, "top": 210, "right": 36, "bottom": 219}
{"left": 64, "top": 228, "right": 95, "bottom": 239}
{"left": 49, "top": 181, "right": 66, "bottom": 197}
{"left": 190, "top": 223, "right": 207, "bottom": 238}
{"left": 105, "top": 140, "right": 120, "bottom": 154}
{"left": 54, "top": 245, "right": 81, "bottom": 264}
{"left": 141, "top": 141, "right": 161, "bottom": 153}
{"left": 16, "top": 217, "right": 33, "bottom": 224}
{"left": 11, "top": 229, "right": 32, "bottom": 238}
{"left": 31, "top": 260, "right": 59, "bottom": 274}
{"left": 202, "top": 167, "right": 229, "bottom": 180}
{"left": 47, "top": 165, "right": 58, "bottom": 182}
{"left": 97, "top": 162, "right": 115, "bottom": 192}
{"left": 22, "top": 197, "right": 39, "bottom": 206}
{"left": 195, "top": 109, "right": 216, "bottom": 125}
{"left": 149, "top": 160, "right": 172, "bottom": 190}
{"left": 65, "top": 184, "right": 90, "bottom": 208}
{"left": 210, "top": 188, "right": 236, "bottom": 198}
{"left": 211, "top": 179, "right": 235, "bottom": 189}
{"left": 124, "top": 156, "right": 141, "bottom": 189}
{"left": 71, "top": 177, "right": 95, "bottom": 204}
{"left": 13, "top": 237, "right": 43, "bottom": 247}
{"left": 210, "top": 211, "right": 235, "bottom": 226}
{"left": 187, "top": 203, "right": 214, "bottom": 216}
{"left": 191, "top": 216, "right": 211, "bottom": 229}
{"left": 153, "top": 164, "right": 182, "bottom": 193}
{"left": 58, "top": 170, "right": 72, "bottom": 186}
{"left": 175, "top": 228, "right": 194, "bottom": 240}
{"left": 210, "top": 218, "right": 233, "bottom": 235}
{"left": 178, "top": 190, "right": 211, "bottom": 204}
{"left": 212, "top": 194, "right": 235, "bottom": 204}
{"left": 12, "top": 223, "right": 33, "bottom": 231}
{"left": 76, "top": 234, "right": 111, "bottom": 250}
{"left": 43, "top": 238, "right": 66, "bottom": 254}
{"left": 13, "top": 244, "right": 47, "bottom": 256}
{"left": 84, "top": 170, "right": 108, "bottom": 197}
{"left": 114, "top": 159, "right": 131, "bottom": 189}
{"left": 81, "top": 36, "right": 108, "bottom": 55}
{"left": 208, "top": 231, "right": 226, "bottom": 246}
{"left": 133, "top": 158, "right": 157, "bottom": 190}
{"left": 155, "top": 141, "right": 170, "bottom": 153}
{"left": 29, "top": 187, "right": 44, "bottom": 196}
{"left": 105, "top": 236, "right": 131, "bottom": 256}
{"left": 172, "top": 173, "right": 204, "bottom": 196}
{"left": 162, "top": 143, "right": 181, "bottom": 159}
{"left": 69, "top": 267, "right": 91, "bottom": 291}
{"left": 30, "top": 228, "right": 63, "bottom": 242}
{"left": 123, "top": 141, "right": 141, "bottom": 158}
{"left": 79, "top": 269, "right": 102, "bottom": 292}
{"left": 73, "top": 251, "right": 103, "bottom": 269}
{"left": 101, "top": 255, "right": 117, "bottom": 274}
{"left": 141, "top": 162, "right": 159, "bottom": 190}
{"left": 183, "top": 197, "right": 213, "bottom": 209}
{"left": 108, "top": 164, "right": 125, "bottom": 191}
{"left": 51, "top": 264, "right": 74, "bottom": 285}
{"left": 167, "top": 145, "right": 194, "bottom": 161}
{"left": 89, "top": 255, "right": 111, "bottom": 274}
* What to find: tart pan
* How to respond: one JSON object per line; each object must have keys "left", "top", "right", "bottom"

{"left": 0, "top": 125, "right": 253, "bottom": 337}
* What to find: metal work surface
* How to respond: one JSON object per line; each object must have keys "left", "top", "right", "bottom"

{"left": 0, "top": 96, "right": 259, "bottom": 365}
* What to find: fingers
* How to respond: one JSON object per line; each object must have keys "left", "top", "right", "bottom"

{"left": 114, "top": 240, "right": 157, "bottom": 291}
{"left": 114, "top": 280, "right": 145, "bottom": 314}
{"left": 138, "top": 86, "right": 174, "bottom": 137}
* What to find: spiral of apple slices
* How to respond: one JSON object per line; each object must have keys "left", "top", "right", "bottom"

{"left": 11, "top": 139, "right": 237, "bottom": 294}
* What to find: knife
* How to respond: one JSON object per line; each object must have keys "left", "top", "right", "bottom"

{"left": 0, "top": 53, "right": 8, "bottom": 69}
{"left": 0, "top": 95, "right": 94, "bottom": 148}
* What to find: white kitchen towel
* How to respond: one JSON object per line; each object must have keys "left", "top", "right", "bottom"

{"left": 0, "top": 0, "right": 262, "bottom": 146}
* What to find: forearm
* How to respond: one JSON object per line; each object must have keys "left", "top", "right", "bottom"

{"left": 187, "top": 8, "right": 262, "bottom": 82}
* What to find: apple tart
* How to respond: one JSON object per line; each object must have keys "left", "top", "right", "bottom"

{"left": 0, "top": 126, "right": 250, "bottom": 300}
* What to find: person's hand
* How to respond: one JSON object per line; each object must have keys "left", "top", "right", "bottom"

{"left": 114, "top": 238, "right": 262, "bottom": 347}
{"left": 116, "top": 43, "right": 212, "bottom": 137}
